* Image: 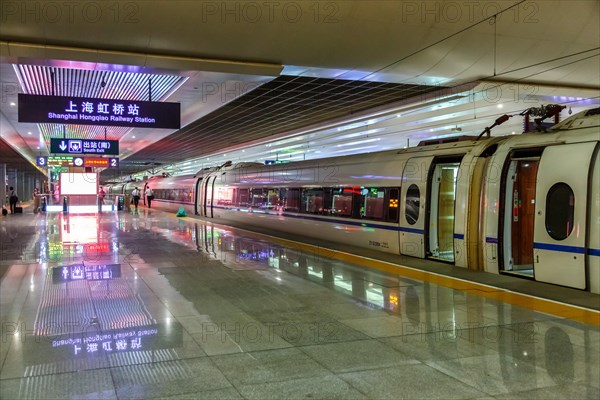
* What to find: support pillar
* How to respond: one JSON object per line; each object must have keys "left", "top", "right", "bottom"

{"left": 20, "top": 172, "right": 26, "bottom": 203}
{"left": 0, "top": 164, "right": 6, "bottom": 210}
{"left": 8, "top": 169, "right": 17, "bottom": 201}
{"left": 13, "top": 170, "right": 18, "bottom": 194}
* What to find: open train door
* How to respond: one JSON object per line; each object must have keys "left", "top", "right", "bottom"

{"left": 533, "top": 142, "right": 597, "bottom": 289}
{"left": 198, "top": 176, "right": 211, "bottom": 217}
{"left": 399, "top": 156, "right": 433, "bottom": 258}
{"left": 194, "top": 176, "right": 202, "bottom": 215}
{"left": 203, "top": 174, "right": 217, "bottom": 218}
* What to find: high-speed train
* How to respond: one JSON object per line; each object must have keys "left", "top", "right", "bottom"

{"left": 106, "top": 108, "right": 600, "bottom": 293}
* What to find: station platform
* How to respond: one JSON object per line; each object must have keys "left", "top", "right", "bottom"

{"left": 1, "top": 209, "right": 599, "bottom": 399}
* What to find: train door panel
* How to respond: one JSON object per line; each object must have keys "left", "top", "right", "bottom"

{"left": 589, "top": 146, "right": 600, "bottom": 294}
{"left": 427, "top": 160, "right": 461, "bottom": 262}
{"left": 534, "top": 143, "right": 596, "bottom": 289}
{"left": 198, "top": 179, "right": 207, "bottom": 216}
{"left": 199, "top": 176, "right": 213, "bottom": 217}
{"left": 513, "top": 161, "right": 538, "bottom": 266}
{"left": 400, "top": 156, "right": 433, "bottom": 258}
{"left": 502, "top": 157, "right": 540, "bottom": 275}
{"left": 205, "top": 175, "right": 217, "bottom": 218}
{"left": 194, "top": 177, "right": 202, "bottom": 215}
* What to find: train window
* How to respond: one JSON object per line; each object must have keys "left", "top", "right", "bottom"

{"left": 282, "top": 188, "right": 301, "bottom": 212}
{"left": 363, "top": 188, "right": 385, "bottom": 219}
{"left": 251, "top": 188, "right": 268, "bottom": 207}
{"left": 332, "top": 188, "right": 353, "bottom": 217}
{"left": 237, "top": 189, "right": 250, "bottom": 207}
{"left": 302, "top": 188, "right": 324, "bottom": 214}
{"left": 215, "top": 187, "right": 236, "bottom": 206}
{"left": 267, "top": 189, "right": 280, "bottom": 209}
{"left": 405, "top": 184, "right": 420, "bottom": 225}
{"left": 387, "top": 188, "right": 399, "bottom": 222}
{"left": 545, "top": 183, "right": 575, "bottom": 241}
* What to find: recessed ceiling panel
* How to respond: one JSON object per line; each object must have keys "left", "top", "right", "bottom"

{"left": 121, "top": 75, "right": 445, "bottom": 174}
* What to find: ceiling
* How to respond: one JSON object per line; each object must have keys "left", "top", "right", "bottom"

{"left": 0, "top": 0, "right": 598, "bottom": 177}
{"left": 0, "top": 136, "right": 44, "bottom": 175}
{"left": 122, "top": 76, "right": 446, "bottom": 169}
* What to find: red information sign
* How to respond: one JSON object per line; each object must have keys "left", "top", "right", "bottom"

{"left": 84, "top": 158, "right": 109, "bottom": 167}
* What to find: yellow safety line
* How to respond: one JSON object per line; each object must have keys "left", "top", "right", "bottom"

{"left": 177, "top": 214, "right": 600, "bottom": 327}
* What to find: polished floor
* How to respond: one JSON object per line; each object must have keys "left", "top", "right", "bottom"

{"left": 0, "top": 209, "right": 599, "bottom": 399}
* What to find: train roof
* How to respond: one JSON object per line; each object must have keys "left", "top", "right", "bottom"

{"left": 550, "top": 107, "right": 600, "bottom": 131}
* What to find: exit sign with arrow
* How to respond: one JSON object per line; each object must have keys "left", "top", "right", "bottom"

{"left": 50, "top": 139, "right": 119, "bottom": 155}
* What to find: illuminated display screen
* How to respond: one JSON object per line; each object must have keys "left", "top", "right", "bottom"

{"left": 60, "top": 172, "right": 98, "bottom": 195}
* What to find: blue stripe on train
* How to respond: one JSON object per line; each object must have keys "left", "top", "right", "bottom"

{"left": 587, "top": 248, "right": 600, "bottom": 257}
{"left": 399, "top": 227, "right": 425, "bottom": 235}
{"left": 213, "top": 205, "right": 403, "bottom": 231}
{"left": 209, "top": 206, "right": 600, "bottom": 256}
{"left": 533, "top": 242, "right": 585, "bottom": 254}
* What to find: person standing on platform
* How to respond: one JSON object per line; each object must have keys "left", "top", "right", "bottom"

{"left": 98, "top": 187, "right": 106, "bottom": 205}
{"left": 32, "top": 188, "right": 40, "bottom": 213}
{"left": 9, "top": 187, "right": 18, "bottom": 214}
{"left": 145, "top": 186, "right": 154, "bottom": 208}
{"left": 132, "top": 187, "right": 141, "bottom": 208}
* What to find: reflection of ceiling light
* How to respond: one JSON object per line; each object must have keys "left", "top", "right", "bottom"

{"left": 497, "top": 104, "right": 503, "bottom": 109}
{"left": 36, "top": 146, "right": 40, "bottom": 149}
{"left": 336, "top": 138, "right": 380, "bottom": 147}
{"left": 10, "top": 102, "right": 16, "bottom": 106}
{"left": 132, "top": 136, "right": 136, "bottom": 138}
{"left": 28, "top": 131, "right": 32, "bottom": 135}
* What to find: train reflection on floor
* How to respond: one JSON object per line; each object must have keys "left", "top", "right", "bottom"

{"left": 127, "top": 219, "right": 598, "bottom": 395}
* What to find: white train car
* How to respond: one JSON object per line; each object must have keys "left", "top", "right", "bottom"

{"left": 481, "top": 109, "right": 600, "bottom": 292}
{"left": 195, "top": 108, "right": 599, "bottom": 293}
{"left": 142, "top": 174, "right": 199, "bottom": 215}
{"left": 123, "top": 181, "right": 144, "bottom": 196}
{"left": 133, "top": 109, "right": 598, "bottom": 292}
{"left": 106, "top": 183, "right": 125, "bottom": 196}
{"left": 199, "top": 141, "right": 499, "bottom": 262}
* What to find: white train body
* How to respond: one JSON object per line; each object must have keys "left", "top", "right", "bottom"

{"left": 126, "top": 109, "right": 600, "bottom": 293}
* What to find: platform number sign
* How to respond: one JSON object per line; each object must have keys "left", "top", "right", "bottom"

{"left": 36, "top": 156, "right": 47, "bottom": 167}
{"left": 109, "top": 158, "right": 119, "bottom": 168}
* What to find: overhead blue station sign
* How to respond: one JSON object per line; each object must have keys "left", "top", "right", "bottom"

{"left": 50, "top": 138, "right": 119, "bottom": 155}
{"left": 18, "top": 94, "right": 181, "bottom": 129}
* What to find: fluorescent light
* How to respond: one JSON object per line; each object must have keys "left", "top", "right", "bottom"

{"left": 336, "top": 138, "right": 380, "bottom": 147}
